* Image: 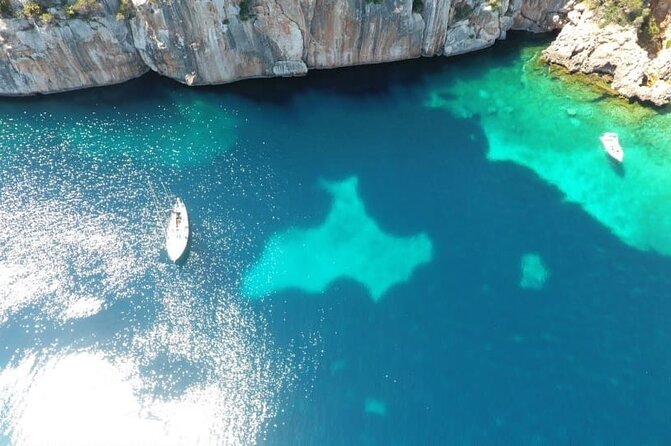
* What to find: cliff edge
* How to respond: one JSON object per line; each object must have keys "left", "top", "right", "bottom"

{"left": 0, "top": 0, "right": 569, "bottom": 95}
{"left": 0, "top": 0, "right": 147, "bottom": 95}
{"left": 543, "top": 0, "right": 671, "bottom": 106}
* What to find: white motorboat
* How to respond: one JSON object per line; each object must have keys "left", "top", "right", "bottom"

{"left": 600, "top": 132, "right": 624, "bottom": 163}
{"left": 166, "top": 198, "right": 189, "bottom": 262}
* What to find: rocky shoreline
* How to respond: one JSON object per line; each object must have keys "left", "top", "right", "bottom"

{"left": 0, "top": 0, "right": 668, "bottom": 105}
{"left": 543, "top": 1, "right": 671, "bottom": 106}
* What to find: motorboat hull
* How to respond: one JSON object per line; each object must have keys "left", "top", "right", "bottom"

{"left": 600, "top": 132, "right": 624, "bottom": 163}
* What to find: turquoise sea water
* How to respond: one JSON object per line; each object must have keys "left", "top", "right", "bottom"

{"left": 2, "top": 33, "right": 671, "bottom": 444}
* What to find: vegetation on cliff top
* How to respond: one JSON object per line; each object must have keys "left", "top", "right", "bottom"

{"left": 238, "top": 0, "right": 254, "bottom": 21}
{"left": 586, "top": 0, "right": 663, "bottom": 51}
{"left": 40, "top": 11, "right": 55, "bottom": 24}
{"left": 66, "top": 0, "right": 102, "bottom": 18}
{"left": 116, "top": 0, "right": 133, "bottom": 20}
{"left": 586, "top": 0, "right": 650, "bottom": 26}
{"left": 1, "top": 0, "right": 105, "bottom": 22}
{"left": 0, "top": 0, "right": 12, "bottom": 17}
{"left": 487, "top": 0, "right": 501, "bottom": 11}
{"left": 22, "top": 1, "right": 43, "bottom": 18}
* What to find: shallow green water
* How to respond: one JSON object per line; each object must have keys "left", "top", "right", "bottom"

{"left": 428, "top": 42, "right": 671, "bottom": 256}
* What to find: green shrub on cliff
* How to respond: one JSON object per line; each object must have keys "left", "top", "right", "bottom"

{"left": 643, "top": 14, "right": 660, "bottom": 36}
{"left": 116, "top": 0, "right": 133, "bottom": 20}
{"left": 586, "top": 0, "right": 663, "bottom": 52}
{"left": 639, "top": 14, "right": 662, "bottom": 51}
{"left": 238, "top": 0, "right": 254, "bottom": 20}
{"left": 0, "top": 0, "right": 12, "bottom": 17}
{"left": 66, "top": 0, "right": 101, "bottom": 18}
{"left": 23, "top": 1, "right": 43, "bottom": 18}
{"left": 40, "top": 11, "right": 55, "bottom": 24}
{"left": 585, "top": 0, "right": 649, "bottom": 27}
{"left": 412, "top": 0, "right": 423, "bottom": 13}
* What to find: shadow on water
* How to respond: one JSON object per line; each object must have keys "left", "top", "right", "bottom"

{"left": 216, "top": 30, "right": 549, "bottom": 240}
{"left": 210, "top": 32, "right": 548, "bottom": 106}
{"left": 0, "top": 73, "right": 175, "bottom": 110}
{"left": 609, "top": 156, "right": 626, "bottom": 177}
{"left": 0, "top": 32, "right": 547, "bottom": 111}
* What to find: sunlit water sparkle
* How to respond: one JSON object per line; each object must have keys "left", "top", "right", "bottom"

{"left": 0, "top": 91, "right": 296, "bottom": 444}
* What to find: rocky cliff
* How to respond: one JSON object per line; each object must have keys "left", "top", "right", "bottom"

{"left": 543, "top": 1, "right": 671, "bottom": 106}
{"left": 0, "top": 0, "right": 569, "bottom": 95}
{"left": 0, "top": 0, "right": 147, "bottom": 95}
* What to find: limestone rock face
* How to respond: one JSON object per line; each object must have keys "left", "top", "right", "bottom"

{"left": 305, "top": 0, "right": 425, "bottom": 67}
{"left": 543, "top": 3, "right": 671, "bottom": 106}
{"left": 444, "top": 3, "right": 506, "bottom": 56}
{"left": 131, "top": 0, "right": 565, "bottom": 85}
{"left": 129, "top": 0, "right": 426, "bottom": 84}
{"left": 0, "top": 0, "right": 575, "bottom": 95}
{"left": 419, "top": 0, "right": 454, "bottom": 55}
{"left": 0, "top": 14, "right": 147, "bottom": 95}
{"left": 130, "top": 0, "right": 308, "bottom": 85}
{"left": 512, "top": 0, "right": 569, "bottom": 32}
{"left": 439, "top": 0, "right": 570, "bottom": 56}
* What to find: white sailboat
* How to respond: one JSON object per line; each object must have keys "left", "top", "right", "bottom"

{"left": 166, "top": 198, "right": 189, "bottom": 262}
{"left": 600, "top": 132, "right": 624, "bottom": 163}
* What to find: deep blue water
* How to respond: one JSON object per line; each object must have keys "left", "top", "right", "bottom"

{"left": 1, "top": 34, "right": 671, "bottom": 445}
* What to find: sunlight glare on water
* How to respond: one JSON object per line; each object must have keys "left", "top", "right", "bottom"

{"left": 0, "top": 96, "right": 294, "bottom": 445}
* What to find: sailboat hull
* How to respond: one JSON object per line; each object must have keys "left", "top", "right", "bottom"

{"left": 166, "top": 199, "right": 189, "bottom": 262}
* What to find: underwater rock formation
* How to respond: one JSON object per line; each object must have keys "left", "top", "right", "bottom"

{"left": 243, "top": 177, "right": 432, "bottom": 301}
{"left": 520, "top": 253, "right": 549, "bottom": 290}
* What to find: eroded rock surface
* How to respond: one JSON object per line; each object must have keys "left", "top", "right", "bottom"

{"left": 0, "top": 0, "right": 571, "bottom": 95}
{"left": 543, "top": 2, "right": 671, "bottom": 106}
{"left": 0, "top": 0, "right": 147, "bottom": 95}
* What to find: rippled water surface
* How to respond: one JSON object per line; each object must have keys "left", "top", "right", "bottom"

{"left": 2, "top": 34, "right": 671, "bottom": 445}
